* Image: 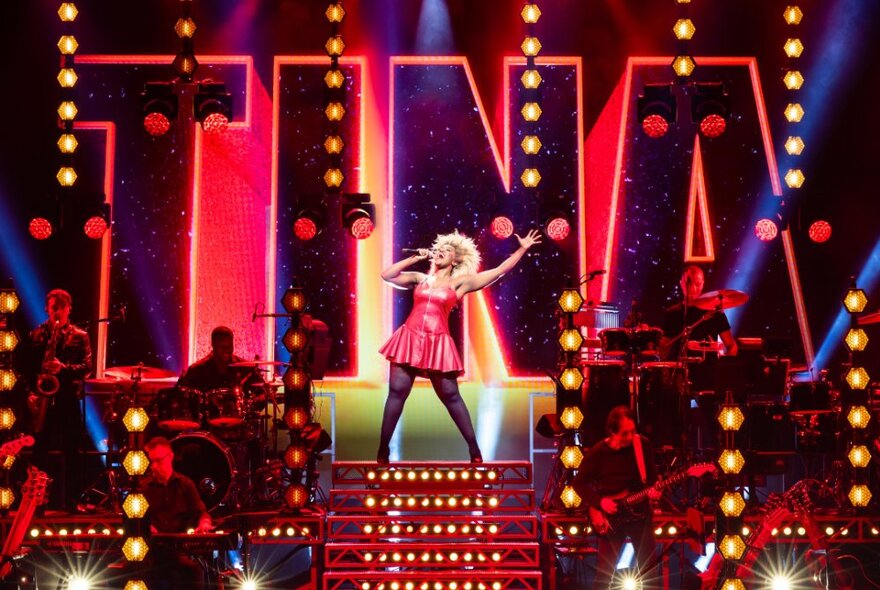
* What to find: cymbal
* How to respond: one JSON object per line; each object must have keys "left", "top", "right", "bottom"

{"left": 691, "top": 289, "right": 749, "bottom": 311}
{"left": 105, "top": 365, "right": 178, "bottom": 380}
{"left": 228, "top": 360, "right": 290, "bottom": 368}
{"left": 858, "top": 309, "right": 880, "bottom": 326}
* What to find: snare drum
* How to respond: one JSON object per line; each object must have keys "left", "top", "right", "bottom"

{"left": 205, "top": 387, "right": 245, "bottom": 427}
{"left": 155, "top": 387, "right": 203, "bottom": 431}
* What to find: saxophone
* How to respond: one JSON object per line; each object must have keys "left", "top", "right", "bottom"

{"left": 28, "top": 321, "right": 62, "bottom": 433}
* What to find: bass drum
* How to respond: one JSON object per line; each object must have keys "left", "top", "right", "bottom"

{"left": 171, "top": 431, "right": 235, "bottom": 512}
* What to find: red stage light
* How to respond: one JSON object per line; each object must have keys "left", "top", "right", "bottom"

{"left": 84, "top": 216, "right": 109, "bottom": 239}
{"left": 490, "top": 216, "right": 514, "bottom": 239}
{"left": 754, "top": 218, "right": 778, "bottom": 241}
{"left": 202, "top": 112, "right": 229, "bottom": 134}
{"left": 700, "top": 114, "right": 727, "bottom": 138}
{"left": 642, "top": 114, "right": 669, "bottom": 138}
{"left": 28, "top": 218, "right": 53, "bottom": 240}
{"left": 350, "top": 216, "right": 374, "bottom": 239}
{"left": 808, "top": 220, "right": 832, "bottom": 243}
{"left": 143, "top": 112, "right": 171, "bottom": 137}
{"left": 545, "top": 217, "right": 571, "bottom": 241}
{"left": 294, "top": 217, "right": 318, "bottom": 241}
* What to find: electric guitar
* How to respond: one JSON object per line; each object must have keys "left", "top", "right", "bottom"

{"left": 0, "top": 465, "right": 50, "bottom": 580}
{"left": 589, "top": 463, "right": 716, "bottom": 535}
{"left": 0, "top": 435, "right": 35, "bottom": 468}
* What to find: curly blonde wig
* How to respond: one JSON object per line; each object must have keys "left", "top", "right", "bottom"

{"left": 432, "top": 230, "right": 481, "bottom": 278}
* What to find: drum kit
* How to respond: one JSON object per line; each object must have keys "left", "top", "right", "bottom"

{"left": 83, "top": 361, "right": 289, "bottom": 514}
{"left": 575, "top": 289, "right": 750, "bottom": 451}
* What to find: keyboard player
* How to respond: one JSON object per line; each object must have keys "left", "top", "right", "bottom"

{"left": 141, "top": 436, "right": 213, "bottom": 590}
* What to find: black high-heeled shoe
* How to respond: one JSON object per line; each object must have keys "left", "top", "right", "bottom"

{"left": 376, "top": 446, "right": 390, "bottom": 465}
{"left": 469, "top": 446, "right": 483, "bottom": 464}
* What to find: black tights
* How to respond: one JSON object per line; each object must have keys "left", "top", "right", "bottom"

{"left": 377, "top": 363, "right": 481, "bottom": 458}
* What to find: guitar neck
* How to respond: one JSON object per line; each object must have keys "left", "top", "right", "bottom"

{"left": 622, "top": 471, "right": 688, "bottom": 507}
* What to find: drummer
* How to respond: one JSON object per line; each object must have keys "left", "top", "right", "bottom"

{"left": 659, "top": 265, "right": 738, "bottom": 360}
{"left": 177, "top": 326, "right": 266, "bottom": 395}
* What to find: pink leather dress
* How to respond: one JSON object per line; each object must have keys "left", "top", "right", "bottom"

{"left": 379, "top": 280, "right": 464, "bottom": 375}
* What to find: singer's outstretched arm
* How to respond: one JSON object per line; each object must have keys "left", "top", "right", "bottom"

{"left": 457, "top": 230, "right": 542, "bottom": 295}
{"left": 381, "top": 251, "right": 430, "bottom": 289}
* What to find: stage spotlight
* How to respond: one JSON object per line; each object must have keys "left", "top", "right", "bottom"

{"left": 58, "top": 35, "right": 79, "bottom": 54}
{"left": 521, "top": 4, "right": 541, "bottom": 23}
{"left": 808, "top": 220, "right": 831, "bottom": 243}
{"left": 57, "top": 68, "right": 78, "bottom": 88}
{"left": 140, "top": 82, "right": 178, "bottom": 137}
{"left": 754, "top": 219, "right": 778, "bottom": 242}
{"left": 784, "top": 103, "right": 804, "bottom": 122}
{"left": 539, "top": 193, "right": 573, "bottom": 241}
{"left": 637, "top": 84, "right": 676, "bottom": 138}
{"left": 490, "top": 215, "right": 514, "bottom": 239}
{"left": 67, "top": 576, "right": 92, "bottom": 590}
{"left": 122, "top": 536, "right": 149, "bottom": 561}
{"left": 560, "top": 485, "right": 581, "bottom": 509}
{"left": 28, "top": 217, "right": 54, "bottom": 240}
{"left": 57, "top": 167, "right": 77, "bottom": 187}
{"left": 241, "top": 579, "right": 258, "bottom": 590}
{"left": 521, "top": 135, "right": 542, "bottom": 155}
{"left": 691, "top": 83, "right": 730, "bottom": 138}
{"left": 285, "top": 483, "right": 309, "bottom": 509}
{"left": 769, "top": 575, "right": 793, "bottom": 590}
{"left": 784, "top": 38, "right": 804, "bottom": 58}
{"left": 783, "top": 6, "right": 803, "bottom": 25}
{"left": 341, "top": 193, "right": 376, "bottom": 239}
{"left": 326, "top": 3, "right": 345, "bottom": 22}
{"left": 324, "top": 135, "right": 344, "bottom": 154}
{"left": 325, "top": 35, "right": 345, "bottom": 57}
{"left": 58, "top": 101, "right": 78, "bottom": 122}
{"left": 521, "top": 69, "right": 542, "bottom": 89}
{"left": 325, "top": 102, "right": 346, "bottom": 121}
{"left": 173, "top": 51, "right": 198, "bottom": 82}
{"left": 784, "top": 136, "right": 804, "bottom": 155}
{"left": 174, "top": 17, "right": 196, "bottom": 39}
{"left": 521, "top": 168, "right": 541, "bottom": 188}
{"left": 784, "top": 169, "right": 805, "bottom": 189}
{"left": 672, "top": 55, "right": 696, "bottom": 77}
{"left": 521, "top": 37, "right": 542, "bottom": 57}
{"left": 83, "top": 202, "right": 111, "bottom": 240}
{"left": 293, "top": 195, "right": 327, "bottom": 241}
{"left": 673, "top": 18, "right": 696, "bottom": 40}
{"left": 281, "top": 285, "right": 307, "bottom": 313}
{"left": 58, "top": 3, "right": 78, "bottom": 22}
{"left": 58, "top": 133, "right": 78, "bottom": 154}
{"left": 783, "top": 70, "right": 804, "bottom": 90}
{"left": 325, "top": 69, "right": 345, "bottom": 89}
{"left": 194, "top": 81, "right": 233, "bottom": 133}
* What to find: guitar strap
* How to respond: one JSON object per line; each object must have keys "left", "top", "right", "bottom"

{"left": 633, "top": 434, "right": 647, "bottom": 485}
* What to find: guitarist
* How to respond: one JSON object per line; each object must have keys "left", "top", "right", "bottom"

{"left": 26, "top": 289, "right": 92, "bottom": 512}
{"left": 574, "top": 406, "right": 660, "bottom": 588}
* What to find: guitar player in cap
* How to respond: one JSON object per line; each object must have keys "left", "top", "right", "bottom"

{"left": 574, "top": 405, "right": 660, "bottom": 588}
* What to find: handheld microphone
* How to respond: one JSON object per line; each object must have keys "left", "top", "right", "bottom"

{"left": 588, "top": 269, "right": 607, "bottom": 277}
{"left": 402, "top": 248, "right": 433, "bottom": 254}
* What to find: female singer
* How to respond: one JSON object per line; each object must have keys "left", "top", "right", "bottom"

{"left": 377, "top": 229, "right": 542, "bottom": 463}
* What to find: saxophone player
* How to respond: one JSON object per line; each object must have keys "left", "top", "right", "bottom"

{"left": 27, "top": 289, "right": 92, "bottom": 512}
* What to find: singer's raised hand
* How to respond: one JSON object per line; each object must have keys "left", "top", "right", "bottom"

{"left": 514, "top": 229, "right": 543, "bottom": 250}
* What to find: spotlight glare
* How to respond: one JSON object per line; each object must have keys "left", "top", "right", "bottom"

{"left": 769, "top": 575, "right": 793, "bottom": 590}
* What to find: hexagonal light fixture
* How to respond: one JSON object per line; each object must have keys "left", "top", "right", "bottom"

{"left": 784, "top": 38, "right": 804, "bottom": 58}
{"left": 717, "top": 406, "right": 745, "bottom": 431}
{"left": 560, "top": 446, "right": 583, "bottom": 469}
{"left": 672, "top": 55, "right": 696, "bottom": 77}
{"left": 784, "top": 136, "right": 804, "bottom": 155}
{"left": 784, "top": 103, "right": 804, "bottom": 122}
{"left": 719, "top": 491, "right": 746, "bottom": 517}
{"left": 560, "top": 485, "right": 581, "bottom": 509}
{"left": 845, "top": 367, "right": 869, "bottom": 390}
{"left": 845, "top": 328, "right": 868, "bottom": 352}
{"left": 843, "top": 288, "right": 868, "bottom": 313}
{"left": 784, "top": 168, "right": 805, "bottom": 189}
{"left": 718, "top": 449, "right": 745, "bottom": 474}
{"left": 558, "top": 367, "right": 584, "bottom": 391}
{"left": 673, "top": 19, "right": 696, "bottom": 40}
{"left": 718, "top": 534, "right": 746, "bottom": 560}
{"left": 559, "top": 406, "right": 584, "bottom": 429}
{"left": 847, "top": 405, "right": 871, "bottom": 429}
{"left": 558, "top": 328, "right": 584, "bottom": 353}
{"left": 558, "top": 288, "right": 584, "bottom": 313}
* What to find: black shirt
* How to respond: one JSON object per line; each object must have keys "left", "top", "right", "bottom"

{"left": 177, "top": 354, "right": 262, "bottom": 392}
{"left": 573, "top": 435, "right": 657, "bottom": 510}
{"left": 141, "top": 472, "right": 209, "bottom": 533}
{"left": 661, "top": 303, "right": 730, "bottom": 359}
